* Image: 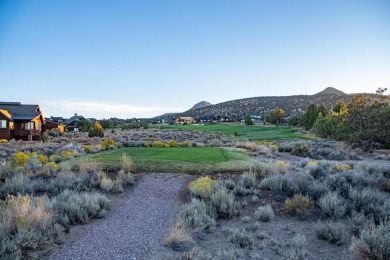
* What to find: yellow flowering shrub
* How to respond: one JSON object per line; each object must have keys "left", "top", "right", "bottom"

{"left": 167, "top": 140, "right": 179, "bottom": 147}
{"left": 147, "top": 136, "right": 154, "bottom": 141}
{"left": 11, "top": 152, "right": 29, "bottom": 167}
{"left": 180, "top": 141, "right": 189, "bottom": 147}
{"left": 269, "top": 144, "right": 278, "bottom": 150}
{"left": 100, "top": 139, "right": 116, "bottom": 150}
{"left": 284, "top": 194, "right": 314, "bottom": 215}
{"left": 82, "top": 145, "right": 92, "bottom": 154}
{"left": 305, "top": 161, "right": 318, "bottom": 167}
{"left": 152, "top": 141, "right": 165, "bottom": 147}
{"left": 10, "top": 152, "right": 50, "bottom": 167}
{"left": 61, "top": 151, "right": 75, "bottom": 161}
{"left": 276, "top": 161, "right": 289, "bottom": 173}
{"left": 37, "top": 154, "right": 48, "bottom": 165}
{"left": 188, "top": 176, "right": 219, "bottom": 199}
{"left": 332, "top": 163, "right": 351, "bottom": 172}
{"left": 143, "top": 142, "right": 151, "bottom": 147}
{"left": 0, "top": 139, "right": 7, "bottom": 143}
{"left": 43, "top": 162, "right": 61, "bottom": 175}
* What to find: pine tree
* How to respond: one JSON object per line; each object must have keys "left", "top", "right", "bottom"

{"left": 301, "top": 103, "right": 318, "bottom": 130}
{"left": 245, "top": 114, "right": 254, "bottom": 125}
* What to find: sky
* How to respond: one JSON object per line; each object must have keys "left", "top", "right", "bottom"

{"left": 0, "top": 0, "right": 389, "bottom": 119}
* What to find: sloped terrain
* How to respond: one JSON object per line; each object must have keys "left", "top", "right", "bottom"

{"left": 188, "top": 101, "right": 213, "bottom": 111}
{"left": 156, "top": 88, "right": 378, "bottom": 119}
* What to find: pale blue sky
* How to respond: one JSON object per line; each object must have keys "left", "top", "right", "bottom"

{"left": 1, "top": 0, "right": 389, "bottom": 118}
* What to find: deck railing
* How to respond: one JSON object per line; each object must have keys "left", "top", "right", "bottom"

{"left": 11, "top": 129, "right": 41, "bottom": 136}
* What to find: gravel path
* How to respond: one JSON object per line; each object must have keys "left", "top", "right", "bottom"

{"left": 49, "top": 173, "right": 192, "bottom": 260}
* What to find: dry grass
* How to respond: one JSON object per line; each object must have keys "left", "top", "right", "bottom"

{"left": 164, "top": 221, "right": 194, "bottom": 250}
{"left": 234, "top": 141, "right": 270, "bottom": 153}
{"left": 79, "top": 159, "right": 99, "bottom": 173}
{"left": 120, "top": 153, "right": 133, "bottom": 172}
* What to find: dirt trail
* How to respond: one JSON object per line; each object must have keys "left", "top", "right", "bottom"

{"left": 48, "top": 173, "right": 192, "bottom": 260}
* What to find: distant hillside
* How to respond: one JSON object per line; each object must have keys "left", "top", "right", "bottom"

{"left": 188, "top": 101, "right": 212, "bottom": 111}
{"left": 155, "top": 87, "right": 377, "bottom": 119}
{"left": 314, "top": 87, "right": 346, "bottom": 96}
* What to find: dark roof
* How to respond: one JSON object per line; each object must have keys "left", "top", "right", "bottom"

{"left": 0, "top": 102, "right": 41, "bottom": 120}
{"left": 50, "top": 116, "right": 64, "bottom": 120}
{"left": 46, "top": 116, "right": 65, "bottom": 123}
{"left": 64, "top": 115, "right": 85, "bottom": 125}
{"left": 44, "top": 120, "right": 60, "bottom": 125}
{"left": 0, "top": 102, "right": 21, "bottom": 106}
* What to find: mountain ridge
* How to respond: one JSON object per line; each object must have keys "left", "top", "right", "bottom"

{"left": 155, "top": 87, "right": 377, "bottom": 119}
{"left": 187, "top": 101, "right": 212, "bottom": 111}
{"left": 314, "top": 87, "right": 346, "bottom": 96}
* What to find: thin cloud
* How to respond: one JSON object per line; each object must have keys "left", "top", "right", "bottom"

{"left": 42, "top": 100, "right": 185, "bottom": 118}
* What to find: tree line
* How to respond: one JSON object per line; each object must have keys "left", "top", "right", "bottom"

{"left": 298, "top": 88, "right": 389, "bottom": 151}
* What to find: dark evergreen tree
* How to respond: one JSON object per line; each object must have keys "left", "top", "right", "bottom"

{"left": 332, "top": 100, "right": 348, "bottom": 114}
{"left": 301, "top": 103, "right": 318, "bottom": 130}
{"left": 77, "top": 120, "right": 92, "bottom": 132}
{"left": 245, "top": 114, "right": 254, "bottom": 125}
{"left": 317, "top": 103, "right": 328, "bottom": 117}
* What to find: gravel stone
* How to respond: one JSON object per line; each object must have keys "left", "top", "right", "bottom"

{"left": 48, "top": 173, "right": 191, "bottom": 260}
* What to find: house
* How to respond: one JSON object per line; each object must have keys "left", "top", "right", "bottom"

{"left": 63, "top": 113, "right": 85, "bottom": 132}
{"left": 0, "top": 102, "right": 45, "bottom": 141}
{"left": 175, "top": 117, "right": 195, "bottom": 125}
{"left": 47, "top": 116, "right": 64, "bottom": 124}
{"left": 42, "top": 120, "right": 65, "bottom": 133}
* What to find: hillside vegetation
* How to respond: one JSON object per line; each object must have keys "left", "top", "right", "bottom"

{"left": 162, "top": 87, "right": 378, "bottom": 119}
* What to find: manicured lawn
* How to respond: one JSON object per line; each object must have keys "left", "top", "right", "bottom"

{"left": 91, "top": 147, "right": 236, "bottom": 163}
{"left": 73, "top": 147, "right": 251, "bottom": 174}
{"left": 152, "top": 123, "right": 307, "bottom": 141}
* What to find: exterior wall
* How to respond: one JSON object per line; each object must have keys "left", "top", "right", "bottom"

{"left": 66, "top": 121, "right": 79, "bottom": 131}
{"left": 0, "top": 112, "right": 10, "bottom": 140}
{"left": 11, "top": 119, "right": 42, "bottom": 141}
{"left": 43, "top": 122, "right": 65, "bottom": 133}
{"left": 175, "top": 117, "right": 195, "bottom": 124}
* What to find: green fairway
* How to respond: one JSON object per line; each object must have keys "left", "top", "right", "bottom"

{"left": 73, "top": 147, "right": 251, "bottom": 174}
{"left": 90, "top": 147, "right": 237, "bottom": 163}
{"left": 153, "top": 123, "right": 307, "bottom": 141}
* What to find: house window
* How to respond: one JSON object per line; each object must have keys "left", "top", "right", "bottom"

{"left": 0, "top": 120, "right": 6, "bottom": 129}
{"left": 9, "top": 122, "right": 14, "bottom": 130}
{"left": 36, "top": 122, "right": 41, "bottom": 130}
{"left": 24, "top": 122, "right": 35, "bottom": 130}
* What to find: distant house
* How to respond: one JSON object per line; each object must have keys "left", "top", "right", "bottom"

{"left": 0, "top": 102, "right": 45, "bottom": 141}
{"left": 284, "top": 113, "right": 291, "bottom": 121}
{"left": 175, "top": 117, "right": 195, "bottom": 125}
{"left": 47, "top": 116, "right": 64, "bottom": 124}
{"left": 63, "top": 113, "right": 85, "bottom": 132}
{"left": 42, "top": 120, "right": 65, "bottom": 133}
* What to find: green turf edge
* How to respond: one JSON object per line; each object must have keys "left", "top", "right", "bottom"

{"left": 65, "top": 147, "right": 252, "bottom": 174}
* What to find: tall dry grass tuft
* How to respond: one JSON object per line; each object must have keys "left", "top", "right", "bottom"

{"left": 79, "top": 159, "right": 99, "bottom": 173}
{"left": 1, "top": 195, "right": 53, "bottom": 231}
{"left": 164, "top": 221, "right": 194, "bottom": 250}
{"left": 0, "top": 194, "right": 63, "bottom": 259}
{"left": 234, "top": 141, "right": 270, "bottom": 153}
{"left": 121, "top": 153, "right": 133, "bottom": 173}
